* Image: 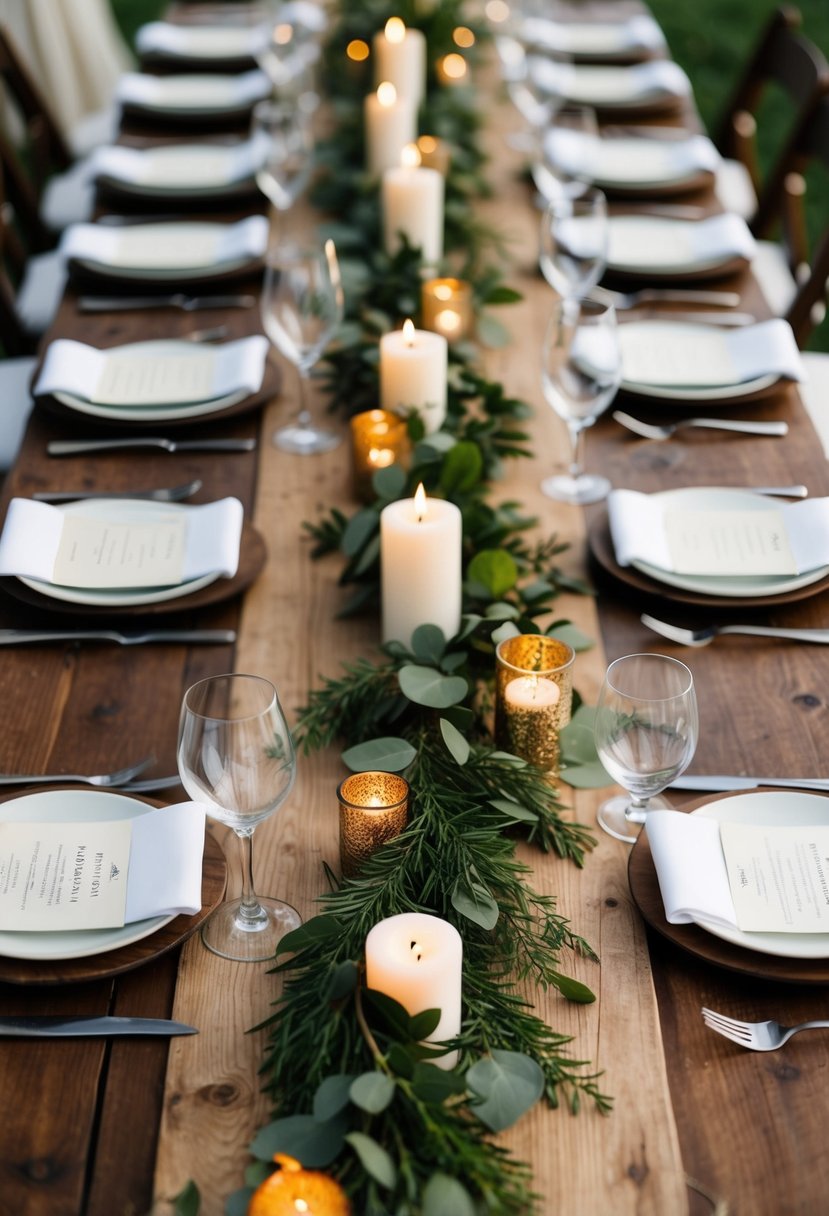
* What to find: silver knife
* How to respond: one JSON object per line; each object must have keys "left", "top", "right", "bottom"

{"left": 76, "top": 294, "right": 255, "bottom": 313}
{"left": 0, "top": 629, "right": 236, "bottom": 646}
{"left": 0, "top": 1015, "right": 197, "bottom": 1038}
{"left": 669, "top": 775, "right": 829, "bottom": 793}
{"left": 48, "top": 438, "right": 257, "bottom": 455}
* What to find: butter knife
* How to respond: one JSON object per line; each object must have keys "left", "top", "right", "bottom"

{"left": 0, "top": 1015, "right": 197, "bottom": 1038}
{"left": 48, "top": 438, "right": 256, "bottom": 455}
{"left": 669, "top": 775, "right": 829, "bottom": 793}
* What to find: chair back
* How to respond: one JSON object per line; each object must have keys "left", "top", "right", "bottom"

{"left": 779, "top": 95, "right": 829, "bottom": 346}
{"left": 0, "top": 25, "right": 72, "bottom": 192}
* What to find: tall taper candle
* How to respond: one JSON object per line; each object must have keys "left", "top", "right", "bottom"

{"left": 380, "top": 484, "right": 462, "bottom": 647}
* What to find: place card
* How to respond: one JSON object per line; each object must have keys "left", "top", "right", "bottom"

{"left": 618, "top": 319, "right": 804, "bottom": 389}
{"left": 663, "top": 507, "right": 797, "bottom": 576}
{"left": 61, "top": 216, "right": 269, "bottom": 273}
{"left": 52, "top": 514, "right": 187, "bottom": 588}
{"left": 0, "top": 802, "right": 205, "bottom": 931}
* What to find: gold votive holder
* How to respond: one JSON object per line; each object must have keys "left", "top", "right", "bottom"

{"left": 416, "top": 134, "right": 450, "bottom": 176}
{"left": 349, "top": 409, "right": 409, "bottom": 503}
{"left": 494, "top": 635, "right": 575, "bottom": 776}
{"left": 421, "top": 278, "right": 473, "bottom": 342}
{"left": 338, "top": 771, "right": 410, "bottom": 877}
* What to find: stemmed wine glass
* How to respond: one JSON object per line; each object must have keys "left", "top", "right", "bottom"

{"left": 177, "top": 673, "right": 300, "bottom": 961}
{"left": 261, "top": 237, "right": 344, "bottom": 454}
{"left": 251, "top": 99, "right": 314, "bottom": 232}
{"left": 539, "top": 185, "right": 608, "bottom": 298}
{"left": 532, "top": 103, "right": 599, "bottom": 203}
{"left": 593, "top": 654, "right": 699, "bottom": 844}
{"left": 540, "top": 295, "right": 621, "bottom": 504}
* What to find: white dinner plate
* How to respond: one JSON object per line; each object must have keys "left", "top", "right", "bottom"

{"left": 19, "top": 499, "right": 220, "bottom": 608}
{"left": 71, "top": 255, "right": 254, "bottom": 284}
{"left": 619, "top": 320, "right": 783, "bottom": 402}
{"left": 96, "top": 145, "right": 256, "bottom": 199}
{"left": 692, "top": 792, "right": 829, "bottom": 959}
{"left": 606, "top": 214, "right": 755, "bottom": 278}
{"left": 0, "top": 790, "right": 175, "bottom": 961}
{"left": 631, "top": 487, "right": 829, "bottom": 598}
{"left": 622, "top": 372, "right": 780, "bottom": 402}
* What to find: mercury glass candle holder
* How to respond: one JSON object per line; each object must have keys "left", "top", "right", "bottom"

{"left": 494, "top": 635, "right": 575, "bottom": 776}
{"left": 338, "top": 771, "right": 410, "bottom": 877}
{"left": 421, "top": 278, "right": 473, "bottom": 342}
{"left": 349, "top": 409, "right": 409, "bottom": 502}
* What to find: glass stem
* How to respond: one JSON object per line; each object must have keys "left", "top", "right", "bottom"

{"left": 235, "top": 828, "right": 263, "bottom": 922}
{"left": 625, "top": 796, "right": 649, "bottom": 825}
{"left": 566, "top": 421, "right": 584, "bottom": 480}
{"left": 296, "top": 366, "right": 312, "bottom": 430}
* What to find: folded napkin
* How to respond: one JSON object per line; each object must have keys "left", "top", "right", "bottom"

{"left": 608, "top": 489, "right": 829, "bottom": 576}
{"left": 116, "top": 69, "right": 271, "bottom": 112}
{"left": 34, "top": 335, "right": 268, "bottom": 407}
{"left": 543, "top": 128, "right": 720, "bottom": 190}
{"left": 530, "top": 58, "right": 690, "bottom": 107}
{"left": 127, "top": 802, "right": 205, "bottom": 921}
{"left": 522, "top": 12, "right": 666, "bottom": 57}
{"left": 618, "top": 318, "right": 804, "bottom": 390}
{"left": 135, "top": 21, "right": 270, "bottom": 60}
{"left": 0, "top": 498, "right": 244, "bottom": 588}
{"left": 88, "top": 138, "right": 265, "bottom": 190}
{"left": 607, "top": 213, "right": 757, "bottom": 273}
{"left": 647, "top": 811, "right": 738, "bottom": 928}
{"left": 60, "top": 217, "right": 268, "bottom": 274}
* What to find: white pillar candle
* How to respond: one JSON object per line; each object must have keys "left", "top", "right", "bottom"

{"left": 379, "top": 318, "right": 448, "bottom": 434}
{"left": 365, "top": 911, "right": 463, "bottom": 1069}
{"left": 382, "top": 144, "right": 444, "bottom": 266}
{"left": 380, "top": 484, "right": 462, "bottom": 647}
{"left": 373, "top": 18, "right": 426, "bottom": 108}
{"left": 364, "top": 81, "right": 417, "bottom": 178}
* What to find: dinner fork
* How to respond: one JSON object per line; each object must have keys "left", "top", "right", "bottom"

{"left": 641, "top": 613, "right": 829, "bottom": 647}
{"left": 702, "top": 1007, "right": 829, "bottom": 1051}
{"left": 613, "top": 411, "right": 788, "bottom": 440}
{"left": 592, "top": 285, "right": 741, "bottom": 310}
{"left": 33, "top": 478, "right": 202, "bottom": 503}
{"left": 0, "top": 757, "right": 154, "bottom": 787}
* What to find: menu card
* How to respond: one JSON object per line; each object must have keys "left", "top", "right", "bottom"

{"left": 0, "top": 498, "right": 244, "bottom": 588}
{"left": 618, "top": 318, "right": 804, "bottom": 388}
{"left": 607, "top": 213, "right": 756, "bottom": 272}
{"left": 647, "top": 810, "right": 829, "bottom": 933}
{"left": 61, "top": 216, "right": 269, "bottom": 273}
{"left": 0, "top": 802, "right": 205, "bottom": 931}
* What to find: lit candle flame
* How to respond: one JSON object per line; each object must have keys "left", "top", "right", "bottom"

{"left": 414, "top": 482, "right": 427, "bottom": 521}
{"left": 385, "top": 16, "right": 406, "bottom": 43}
{"left": 401, "top": 142, "right": 421, "bottom": 168}
{"left": 402, "top": 318, "right": 416, "bottom": 347}
{"left": 377, "top": 80, "right": 397, "bottom": 107}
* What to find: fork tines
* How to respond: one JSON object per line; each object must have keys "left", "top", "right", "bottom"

{"left": 701, "top": 1006, "right": 753, "bottom": 1043}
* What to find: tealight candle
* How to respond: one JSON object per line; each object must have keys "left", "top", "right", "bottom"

{"left": 364, "top": 81, "right": 417, "bottom": 177}
{"left": 416, "top": 134, "right": 450, "bottom": 176}
{"left": 380, "top": 483, "right": 462, "bottom": 647}
{"left": 338, "top": 771, "right": 410, "bottom": 877}
{"left": 379, "top": 318, "right": 448, "bottom": 434}
{"left": 494, "top": 634, "right": 575, "bottom": 775}
{"left": 382, "top": 143, "right": 444, "bottom": 267}
{"left": 350, "top": 409, "right": 410, "bottom": 503}
{"left": 365, "top": 911, "right": 463, "bottom": 1068}
{"left": 421, "top": 277, "right": 473, "bottom": 341}
{"left": 373, "top": 17, "right": 426, "bottom": 108}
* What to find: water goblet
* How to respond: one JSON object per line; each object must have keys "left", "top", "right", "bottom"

{"left": 261, "top": 237, "right": 344, "bottom": 454}
{"left": 251, "top": 99, "right": 314, "bottom": 230}
{"left": 594, "top": 654, "right": 699, "bottom": 844}
{"left": 539, "top": 185, "right": 608, "bottom": 298}
{"left": 540, "top": 295, "right": 621, "bottom": 504}
{"left": 177, "top": 673, "right": 300, "bottom": 961}
{"left": 532, "top": 102, "right": 599, "bottom": 203}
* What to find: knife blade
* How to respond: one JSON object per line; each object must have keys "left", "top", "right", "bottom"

{"left": 669, "top": 775, "right": 829, "bottom": 793}
{"left": 0, "top": 629, "right": 236, "bottom": 646}
{"left": 0, "top": 1015, "right": 198, "bottom": 1038}
{"left": 48, "top": 438, "right": 257, "bottom": 456}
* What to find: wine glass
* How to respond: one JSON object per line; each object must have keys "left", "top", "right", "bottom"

{"left": 593, "top": 654, "right": 699, "bottom": 844}
{"left": 177, "top": 673, "right": 300, "bottom": 961}
{"left": 261, "top": 237, "right": 344, "bottom": 454}
{"left": 251, "top": 99, "right": 314, "bottom": 228}
{"left": 539, "top": 185, "right": 608, "bottom": 298}
{"left": 540, "top": 295, "right": 621, "bottom": 504}
{"left": 532, "top": 103, "right": 599, "bottom": 203}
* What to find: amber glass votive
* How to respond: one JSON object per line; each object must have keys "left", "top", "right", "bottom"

{"left": 338, "top": 771, "right": 410, "bottom": 877}
{"left": 416, "top": 134, "right": 450, "bottom": 175}
{"left": 494, "top": 635, "right": 575, "bottom": 776}
{"left": 421, "top": 278, "right": 473, "bottom": 342}
{"left": 349, "top": 409, "right": 409, "bottom": 502}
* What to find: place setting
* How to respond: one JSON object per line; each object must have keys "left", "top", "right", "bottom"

{"left": 87, "top": 134, "right": 269, "bottom": 208}
{"left": 529, "top": 55, "right": 692, "bottom": 114}
{"left": 115, "top": 67, "right": 272, "bottom": 126}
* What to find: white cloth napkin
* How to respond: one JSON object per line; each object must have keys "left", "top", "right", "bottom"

{"left": 607, "top": 490, "right": 829, "bottom": 575}
{"left": 60, "top": 217, "right": 269, "bottom": 273}
{"left": 618, "top": 318, "right": 804, "bottom": 389}
{"left": 544, "top": 128, "right": 720, "bottom": 189}
{"left": 0, "top": 498, "right": 244, "bottom": 586}
{"left": 88, "top": 138, "right": 266, "bottom": 190}
{"left": 646, "top": 811, "right": 738, "bottom": 928}
{"left": 135, "top": 21, "right": 270, "bottom": 59}
{"left": 530, "top": 58, "right": 690, "bottom": 106}
{"left": 607, "top": 212, "right": 756, "bottom": 272}
{"left": 34, "top": 335, "right": 268, "bottom": 407}
{"left": 522, "top": 12, "right": 666, "bottom": 56}
{"left": 126, "top": 802, "right": 206, "bottom": 921}
{"left": 116, "top": 69, "right": 271, "bottom": 112}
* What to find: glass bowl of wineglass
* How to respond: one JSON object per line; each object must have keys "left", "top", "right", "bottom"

{"left": 251, "top": 99, "right": 314, "bottom": 232}
{"left": 261, "top": 237, "right": 344, "bottom": 454}
{"left": 177, "top": 673, "right": 300, "bottom": 961}
{"left": 539, "top": 184, "right": 608, "bottom": 298}
{"left": 593, "top": 653, "right": 699, "bottom": 844}
{"left": 540, "top": 294, "right": 621, "bottom": 504}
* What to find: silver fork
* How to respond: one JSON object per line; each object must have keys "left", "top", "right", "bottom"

{"left": 640, "top": 613, "right": 829, "bottom": 647}
{"left": 33, "top": 478, "right": 202, "bottom": 503}
{"left": 0, "top": 757, "right": 154, "bottom": 787}
{"left": 613, "top": 411, "right": 788, "bottom": 440}
{"left": 593, "top": 285, "right": 741, "bottom": 310}
{"left": 702, "top": 1007, "right": 829, "bottom": 1051}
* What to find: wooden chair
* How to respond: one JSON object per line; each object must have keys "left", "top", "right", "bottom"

{"left": 776, "top": 94, "right": 829, "bottom": 347}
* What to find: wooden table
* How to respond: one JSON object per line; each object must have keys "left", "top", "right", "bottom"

{"left": 1, "top": 8, "right": 828, "bottom": 1215}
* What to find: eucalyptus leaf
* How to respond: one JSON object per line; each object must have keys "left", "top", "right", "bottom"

{"left": 483, "top": 285, "right": 523, "bottom": 306}
{"left": 422, "top": 1173, "right": 477, "bottom": 1216}
{"left": 408, "top": 1007, "right": 442, "bottom": 1040}
{"left": 363, "top": 989, "right": 414, "bottom": 1039}
{"left": 490, "top": 620, "right": 520, "bottom": 645}
{"left": 549, "top": 622, "right": 595, "bottom": 652}
{"left": 550, "top": 970, "right": 597, "bottom": 1003}
{"left": 558, "top": 760, "right": 612, "bottom": 789}
{"left": 313, "top": 1074, "right": 355, "bottom": 1120}
{"left": 172, "top": 1180, "right": 200, "bottom": 1216}
{"left": 398, "top": 665, "right": 468, "bottom": 709}
{"left": 344, "top": 1132, "right": 397, "bottom": 1190}
{"left": 440, "top": 717, "right": 470, "bottom": 765}
{"left": 467, "top": 550, "right": 517, "bottom": 598}
{"left": 440, "top": 440, "right": 483, "bottom": 494}
{"left": 328, "top": 959, "right": 359, "bottom": 1000}
{"left": 559, "top": 721, "right": 600, "bottom": 766}
{"left": 466, "top": 1050, "right": 545, "bottom": 1132}
{"left": 372, "top": 464, "right": 407, "bottom": 500}
{"left": 410, "top": 1062, "right": 467, "bottom": 1104}
{"left": 387, "top": 1042, "right": 415, "bottom": 1078}
{"left": 352, "top": 532, "right": 381, "bottom": 577}
{"left": 350, "top": 1071, "right": 396, "bottom": 1114}
{"left": 411, "top": 624, "right": 446, "bottom": 665}
{"left": 489, "top": 797, "right": 537, "bottom": 824}
{"left": 452, "top": 876, "right": 499, "bottom": 930}
{"left": 249, "top": 1113, "right": 348, "bottom": 1168}
{"left": 275, "top": 915, "right": 342, "bottom": 957}
{"left": 484, "top": 601, "right": 519, "bottom": 620}
{"left": 341, "top": 736, "right": 416, "bottom": 772}
{"left": 341, "top": 509, "right": 379, "bottom": 557}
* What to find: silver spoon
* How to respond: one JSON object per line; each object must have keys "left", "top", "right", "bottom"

{"left": 641, "top": 613, "right": 829, "bottom": 647}
{"left": 613, "top": 411, "right": 788, "bottom": 440}
{"left": 32, "top": 479, "right": 202, "bottom": 503}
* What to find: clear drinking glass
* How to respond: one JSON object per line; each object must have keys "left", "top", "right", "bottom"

{"left": 539, "top": 185, "right": 608, "bottom": 298}
{"left": 532, "top": 103, "right": 599, "bottom": 203}
{"left": 594, "top": 654, "right": 699, "bottom": 844}
{"left": 261, "top": 238, "right": 344, "bottom": 454}
{"left": 177, "top": 673, "right": 300, "bottom": 961}
{"left": 540, "top": 295, "right": 621, "bottom": 504}
{"left": 251, "top": 99, "right": 314, "bottom": 224}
